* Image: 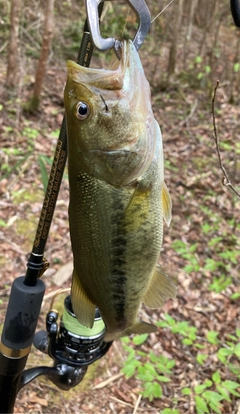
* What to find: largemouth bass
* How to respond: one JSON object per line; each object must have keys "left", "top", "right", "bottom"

{"left": 64, "top": 40, "right": 176, "bottom": 342}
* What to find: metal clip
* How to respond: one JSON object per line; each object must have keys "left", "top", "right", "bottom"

{"left": 85, "top": 0, "right": 151, "bottom": 52}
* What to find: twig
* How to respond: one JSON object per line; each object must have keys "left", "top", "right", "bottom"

{"left": 169, "top": 99, "right": 198, "bottom": 133}
{"left": 0, "top": 235, "right": 26, "bottom": 256}
{"left": 110, "top": 396, "right": 133, "bottom": 408}
{"left": 92, "top": 373, "right": 124, "bottom": 389}
{"left": 212, "top": 81, "right": 240, "bottom": 198}
{"left": 132, "top": 394, "right": 142, "bottom": 414}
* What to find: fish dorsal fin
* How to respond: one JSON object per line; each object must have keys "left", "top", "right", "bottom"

{"left": 71, "top": 269, "right": 96, "bottom": 328}
{"left": 162, "top": 181, "right": 172, "bottom": 227}
{"left": 143, "top": 264, "right": 176, "bottom": 309}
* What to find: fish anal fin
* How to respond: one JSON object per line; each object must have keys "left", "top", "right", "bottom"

{"left": 162, "top": 182, "right": 172, "bottom": 227}
{"left": 104, "top": 320, "right": 157, "bottom": 342}
{"left": 128, "top": 320, "right": 157, "bottom": 335}
{"left": 143, "top": 264, "right": 176, "bottom": 309}
{"left": 71, "top": 269, "right": 96, "bottom": 328}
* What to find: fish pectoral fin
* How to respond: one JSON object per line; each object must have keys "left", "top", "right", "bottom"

{"left": 124, "top": 183, "right": 151, "bottom": 230}
{"left": 71, "top": 269, "right": 96, "bottom": 328}
{"left": 143, "top": 264, "right": 176, "bottom": 309}
{"left": 162, "top": 182, "right": 172, "bottom": 227}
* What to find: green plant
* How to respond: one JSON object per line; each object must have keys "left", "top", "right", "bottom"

{"left": 37, "top": 154, "right": 53, "bottom": 193}
{"left": 0, "top": 219, "right": 7, "bottom": 227}
{"left": 22, "top": 125, "right": 39, "bottom": 150}
{"left": 188, "top": 56, "right": 212, "bottom": 89}
{"left": 121, "top": 334, "right": 175, "bottom": 402}
{"left": 0, "top": 150, "right": 31, "bottom": 180}
{"left": 171, "top": 203, "right": 240, "bottom": 295}
{"left": 171, "top": 240, "right": 200, "bottom": 273}
{"left": 208, "top": 275, "right": 232, "bottom": 293}
{"left": 182, "top": 374, "right": 240, "bottom": 414}
{"left": 122, "top": 316, "right": 240, "bottom": 412}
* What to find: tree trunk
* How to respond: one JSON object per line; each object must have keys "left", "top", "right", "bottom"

{"left": 183, "top": 0, "right": 198, "bottom": 69}
{"left": 167, "top": 0, "right": 184, "bottom": 77}
{"left": 28, "top": 0, "right": 55, "bottom": 111}
{"left": 6, "top": 0, "right": 22, "bottom": 87}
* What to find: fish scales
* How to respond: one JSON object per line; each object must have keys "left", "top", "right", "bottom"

{"left": 70, "top": 171, "right": 162, "bottom": 334}
{"left": 64, "top": 40, "right": 176, "bottom": 341}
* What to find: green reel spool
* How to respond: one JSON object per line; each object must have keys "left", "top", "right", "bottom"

{"left": 57, "top": 295, "right": 107, "bottom": 364}
{"left": 62, "top": 296, "right": 105, "bottom": 337}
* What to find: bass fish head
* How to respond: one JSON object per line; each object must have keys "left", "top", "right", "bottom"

{"left": 64, "top": 40, "right": 157, "bottom": 186}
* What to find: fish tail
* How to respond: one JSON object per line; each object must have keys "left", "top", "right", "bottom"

{"left": 71, "top": 269, "right": 96, "bottom": 328}
{"left": 143, "top": 264, "right": 176, "bottom": 309}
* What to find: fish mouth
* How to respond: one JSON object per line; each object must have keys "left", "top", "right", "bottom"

{"left": 66, "top": 41, "right": 133, "bottom": 91}
{"left": 66, "top": 61, "right": 124, "bottom": 91}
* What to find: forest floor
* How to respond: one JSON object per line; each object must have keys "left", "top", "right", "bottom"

{"left": 0, "top": 19, "right": 240, "bottom": 414}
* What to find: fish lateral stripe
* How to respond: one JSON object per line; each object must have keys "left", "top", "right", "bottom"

{"left": 110, "top": 196, "right": 127, "bottom": 329}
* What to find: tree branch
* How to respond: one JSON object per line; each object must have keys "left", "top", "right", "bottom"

{"left": 212, "top": 80, "right": 240, "bottom": 198}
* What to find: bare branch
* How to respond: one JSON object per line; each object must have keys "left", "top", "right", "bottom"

{"left": 212, "top": 80, "right": 240, "bottom": 198}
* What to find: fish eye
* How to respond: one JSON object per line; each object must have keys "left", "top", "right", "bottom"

{"left": 76, "top": 101, "right": 90, "bottom": 120}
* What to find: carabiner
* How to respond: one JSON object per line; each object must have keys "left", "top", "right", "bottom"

{"left": 85, "top": 0, "right": 151, "bottom": 52}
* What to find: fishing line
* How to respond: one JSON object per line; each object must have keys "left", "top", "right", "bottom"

{"left": 122, "top": 5, "right": 131, "bottom": 40}
{"left": 62, "top": 308, "right": 105, "bottom": 336}
{"left": 151, "top": 0, "right": 176, "bottom": 24}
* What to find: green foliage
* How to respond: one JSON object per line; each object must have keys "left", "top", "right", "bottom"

{"left": 0, "top": 149, "right": 31, "bottom": 180}
{"left": 122, "top": 316, "right": 240, "bottom": 411}
{"left": 208, "top": 275, "right": 232, "bottom": 293}
{"left": 0, "top": 219, "right": 7, "bottom": 227}
{"left": 121, "top": 335, "right": 175, "bottom": 402}
{"left": 0, "top": 116, "right": 66, "bottom": 192}
{"left": 233, "top": 62, "right": 240, "bottom": 72}
{"left": 171, "top": 240, "right": 200, "bottom": 274}
{"left": 62, "top": 21, "right": 85, "bottom": 56}
{"left": 187, "top": 55, "right": 212, "bottom": 90}
{"left": 171, "top": 204, "right": 239, "bottom": 297}
{"left": 38, "top": 155, "right": 51, "bottom": 194}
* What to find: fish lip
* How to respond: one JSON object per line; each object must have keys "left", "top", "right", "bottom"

{"left": 66, "top": 41, "right": 133, "bottom": 91}
{"left": 66, "top": 58, "right": 123, "bottom": 78}
{"left": 67, "top": 60, "right": 124, "bottom": 91}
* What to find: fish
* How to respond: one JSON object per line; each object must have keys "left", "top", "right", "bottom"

{"left": 64, "top": 40, "right": 176, "bottom": 342}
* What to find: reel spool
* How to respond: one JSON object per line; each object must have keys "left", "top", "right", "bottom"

{"left": 34, "top": 290, "right": 112, "bottom": 368}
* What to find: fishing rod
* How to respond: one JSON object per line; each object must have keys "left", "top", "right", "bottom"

{"left": 0, "top": 1, "right": 151, "bottom": 412}
{"left": 0, "top": 4, "right": 108, "bottom": 413}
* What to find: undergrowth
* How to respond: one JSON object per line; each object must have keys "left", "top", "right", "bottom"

{"left": 121, "top": 321, "right": 240, "bottom": 414}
